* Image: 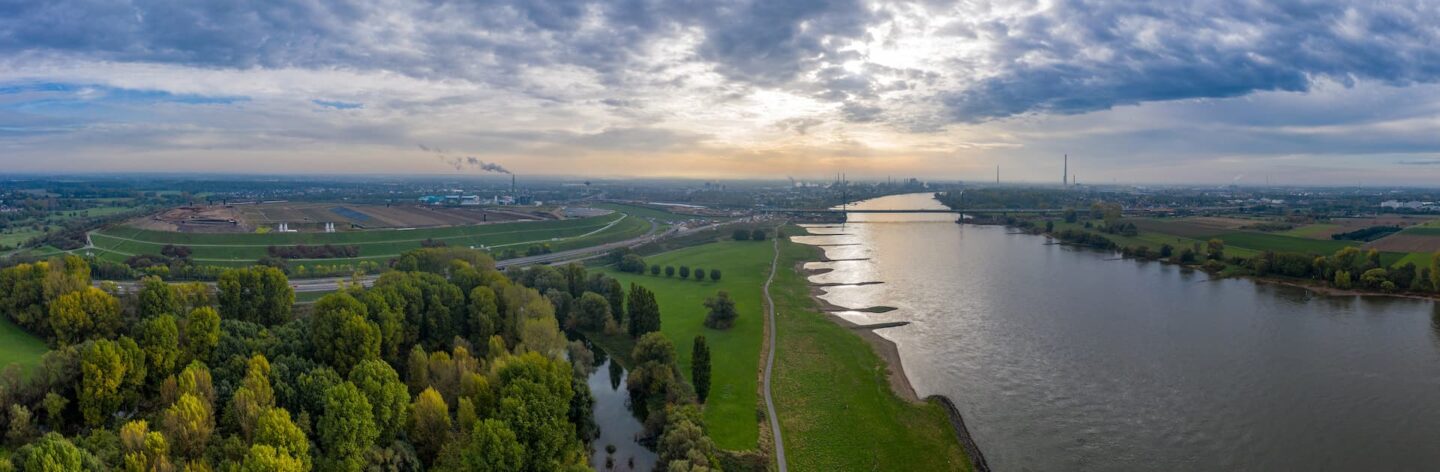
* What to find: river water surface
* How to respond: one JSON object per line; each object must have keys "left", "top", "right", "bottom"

{"left": 797, "top": 193, "right": 1440, "bottom": 471}
{"left": 587, "top": 351, "right": 658, "bottom": 471}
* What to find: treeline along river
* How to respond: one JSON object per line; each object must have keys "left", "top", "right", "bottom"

{"left": 797, "top": 193, "right": 1440, "bottom": 471}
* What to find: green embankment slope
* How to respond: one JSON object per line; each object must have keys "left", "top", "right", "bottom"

{"left": 772, "top": 228, "right": 972, "bottom": 471}
{"left": 88, "top": 211, "right": 650, "bottom": 266}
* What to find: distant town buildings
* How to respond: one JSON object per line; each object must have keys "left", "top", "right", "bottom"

{"left": 417, "top": 194, "right": 535, "bottom": 206}
{"left": 1380, "top": 200, "right": 1440, "bottom": 211}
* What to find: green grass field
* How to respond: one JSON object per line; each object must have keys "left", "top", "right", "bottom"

{"left": 1129, "top": 218, "right": 1231, "bottom": 239}
{"left": 1393, "top": 252, "right": 1438, "bottom": 268}
{"left": 1399, "top": 227, "right": 1440, "bottom": 236}
{"left": 295, "top": 289, "right": 338, "bottom": 304}
{"left": 771, "top": 228, "right": 971, "bottom": 470}
{"left": 597, "top": 240, "right": 774, "bottom": 451}
{"left": 89, "top": 211, "right": 650, "bottom": 266}
{"left": 1279, "top": 223, "right": 1341, "bottom": 239}
{"left": 0, "top": 228, "right": 44, "bottom": 248}
{"left": 1212, "top": 232, "right": 1358, "bottom": 255}
{"left": 0, "top": 317, "right": 49, "bottom": 374}
{"left": 590, "top": 203, "right": 701, "bottom": 225}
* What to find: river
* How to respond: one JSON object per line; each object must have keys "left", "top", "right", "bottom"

{"left": 796, "top": 193, "right": 1440, "bottom": 471}
{"left": 587, "top": 349, "right": 658, "bottom": 471}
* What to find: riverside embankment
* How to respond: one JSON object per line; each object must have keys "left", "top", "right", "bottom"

{"left": 797, "top": 192, "right": 1440, "bottom": 471}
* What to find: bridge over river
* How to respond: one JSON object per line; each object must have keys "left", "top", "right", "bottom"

{"left": 761, "top": 207, "right": 1227, "bottom": 215}
{"left": 761, "top": 208, "right": 1065, "bottom": 214}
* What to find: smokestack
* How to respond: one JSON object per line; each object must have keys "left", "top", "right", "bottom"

{"left": 511, "top": 174, "right": 516, "bottom": 194}
{"left": 996, "top": 165, "right": 1000, "bottom": 184}
{"left": 1063, "top": 154, "right": 1068, "bottom": 187}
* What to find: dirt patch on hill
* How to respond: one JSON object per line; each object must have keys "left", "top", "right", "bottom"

{"left": 136, "top": 202, "right": 547, "bottom": 233}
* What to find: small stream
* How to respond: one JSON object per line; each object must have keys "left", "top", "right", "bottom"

{"left": 587, "top": 348, "right": 658, "bottom": 471}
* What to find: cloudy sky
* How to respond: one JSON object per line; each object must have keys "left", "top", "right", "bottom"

{"left": 2, "top": 0, "right": 1439, "bottom": 185}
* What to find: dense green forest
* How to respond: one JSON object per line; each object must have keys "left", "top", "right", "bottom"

{"left": 0, "top": 248, "right": 719, "bottom": 471}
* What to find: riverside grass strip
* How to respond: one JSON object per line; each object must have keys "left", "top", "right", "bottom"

{"left": 771, "top": 227, "right": 972, "bottom": 471}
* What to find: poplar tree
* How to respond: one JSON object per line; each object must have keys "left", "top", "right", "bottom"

{"left": 692, "top": 336, "right": 711, "bottom": 403}
{"left": 626, "top": 284, "right": 661, "bottom": 337}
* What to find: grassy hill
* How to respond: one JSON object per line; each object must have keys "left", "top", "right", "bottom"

{"left": 88, "top": 212, "right": 650, "bottom": 266}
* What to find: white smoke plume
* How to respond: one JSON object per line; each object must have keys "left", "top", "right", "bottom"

{"left": 417, "top": 143, "right": 511, "bottom": 174}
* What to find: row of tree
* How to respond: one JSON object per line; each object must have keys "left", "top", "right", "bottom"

{"left": 266, "top": 244, "right": 361, "bottom": 259}
{"left": 647, "top": 265, "right": 722, "bottom": 282}
{"left": 731, "top": 229, "right": 767, "bottom": 241}
{"left": 1330, "top": 225, "right": 1402, "bottom": 242}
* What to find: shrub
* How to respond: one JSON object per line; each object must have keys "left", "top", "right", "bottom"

{"left": 618, "top": 254, "right": 647, "bottom": 274}
{"left": 703, "top": 291, "right": 738, "bottom": 329}
{"left": 266, "top": 244, "right": 359, "bottom": 259}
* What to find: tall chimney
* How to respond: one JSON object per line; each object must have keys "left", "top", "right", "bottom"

{"left": 1063, "top": 154, "right": 1068, "bottom": 187}
{"left": 511, "top": 174, "right": 516, "bottom": 194}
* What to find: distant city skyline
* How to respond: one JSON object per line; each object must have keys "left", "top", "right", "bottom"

{"left": 2, "top": 1, "right": 1439, "bottom": 185}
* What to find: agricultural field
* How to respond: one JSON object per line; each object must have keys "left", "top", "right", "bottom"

{"left": 1365, "top": 233, "right": 1440, "bottom": 253}
{"left": 1392, "top": 252, "right": 1439, "bottom": 268}
{"left": 0, "top": 317, "right": 49, "bottom": 375}
{"left": 598, "top": 240, "right": 774, "bottom": 451}
{"left": 89, "top": 211, "right": 649, "bottom": 266}
{"left": 1130, "top": 217, "right": 1257, "bottom": 239}
{"left": 1211, "top": 232, "right": 1358, "bottom": 255}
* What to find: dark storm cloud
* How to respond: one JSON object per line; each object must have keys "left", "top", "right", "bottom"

{"left": 1398, "top": 159, "right": 1440, "bottom": 166}
{"left": 0, "top": 0, "right": 882, "bottom": 107}
{"left": 943, "top": 0, "right": 1440, "bottom": 121}
{"left": 3, "top": 0, "right": 1439, "bottom": 130}
{"left": 691, "top": 0, "right": 878, "bottom": 86}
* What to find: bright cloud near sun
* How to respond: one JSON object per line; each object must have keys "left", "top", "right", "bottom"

{"left": 1, "top": 0, "right": 1439, "bottom": 184}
